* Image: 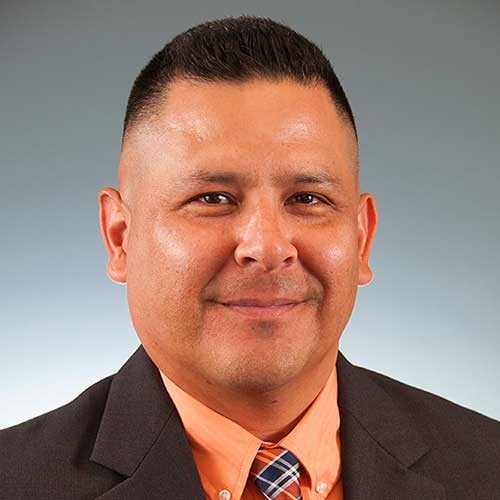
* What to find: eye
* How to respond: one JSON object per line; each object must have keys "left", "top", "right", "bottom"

{"left": 194, "top": 192, "right": 233, "bottom": 205}
{"left": 287, "top": 192, "right": 327, "bottom": 205}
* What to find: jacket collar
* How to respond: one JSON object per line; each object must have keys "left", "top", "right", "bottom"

{"left": 90, "top": 345, "right": 445, "bottom": 500}
{"left": 90, "top": 345, "right": 206, "bottom": 499}
{"left": 336, "top": 351, "right": 446, "bottom": 499}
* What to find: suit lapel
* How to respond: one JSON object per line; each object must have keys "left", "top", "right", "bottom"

{"left": 89, "top": 345, "right": 206, "bottom": 500}
{"left": 336, "top": 352, "right": 447, "bottom": 500}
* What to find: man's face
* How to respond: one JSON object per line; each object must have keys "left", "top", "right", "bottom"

{"left": 102, "top": 78, "right": 377, "bottom": 395}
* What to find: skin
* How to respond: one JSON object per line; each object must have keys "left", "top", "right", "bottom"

{"left": 98, "top": 77, "right": 378, "bottom": 441}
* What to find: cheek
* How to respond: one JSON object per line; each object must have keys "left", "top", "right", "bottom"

{"left": 126, "top": 221, "right": 229, "bottom": 340}
{"left": 154, "top": 225, "right": 193, "bottom": 269}
{"left": 147, "top": 222, "right": 229, "bottom": 303}
{"left": 300, "top": 222, "right": 359, "bottom": 295}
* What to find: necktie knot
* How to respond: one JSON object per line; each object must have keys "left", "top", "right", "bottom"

{"left": 249, "top": 446, "right": 303, "bottom": 500}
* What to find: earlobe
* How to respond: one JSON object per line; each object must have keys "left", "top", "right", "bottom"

{"left": 357, "top": 193, "right": 378, "bottom": 286}
{"left": 98, "top": 188, "right": 129, "bottom": 283}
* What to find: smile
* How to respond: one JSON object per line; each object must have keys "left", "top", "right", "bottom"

{"left": 216, "top": 301, "right": 305, "bottom": 318}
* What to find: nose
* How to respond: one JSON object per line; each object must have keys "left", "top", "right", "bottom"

{"left": 233, "top": 203, "right": 298, "bottom": 272}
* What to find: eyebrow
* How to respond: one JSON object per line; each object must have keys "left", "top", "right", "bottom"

{"left": 182, "top": 168, "right": 343, "bottom": 189}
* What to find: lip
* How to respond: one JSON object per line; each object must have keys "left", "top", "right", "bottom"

{"left": 214, "top": 301, "right": 306, "bottom": 318}
{"left": 218, "top": 298, "right": 305, "bottom": 307}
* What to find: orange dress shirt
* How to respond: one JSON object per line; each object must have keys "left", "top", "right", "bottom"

{"left": 159, "top": 364, "right": 343, "bottom": 500}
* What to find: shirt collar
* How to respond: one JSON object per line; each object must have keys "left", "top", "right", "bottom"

{"left": 159, "top": 363, "right": 341, "bottom": 499}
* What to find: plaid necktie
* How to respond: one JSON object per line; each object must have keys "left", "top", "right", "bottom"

{"left": 249, "top": 446, "right": 303, "bottom": 500}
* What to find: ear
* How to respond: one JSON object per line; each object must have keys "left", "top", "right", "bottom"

{"left": 356, "top": 192, "right": 378, "bottom": 286}
{"left": 98, "top": 187, "right": 130, "bottom": 283}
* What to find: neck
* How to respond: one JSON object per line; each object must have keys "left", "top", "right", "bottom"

{"left": 164, "top": 350, "right": 338, "bottom": 442}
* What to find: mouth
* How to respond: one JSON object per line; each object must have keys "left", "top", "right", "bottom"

{"left": 214, "top": 301, "right": 306, "bottom": 319}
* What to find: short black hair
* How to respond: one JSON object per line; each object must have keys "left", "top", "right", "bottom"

{"left": 123, "top": 15, "right": 357, "bottom": 142}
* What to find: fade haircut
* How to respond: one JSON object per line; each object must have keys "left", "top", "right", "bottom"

{"left": 122, "top": 15, "right": 357, "bottom": 143}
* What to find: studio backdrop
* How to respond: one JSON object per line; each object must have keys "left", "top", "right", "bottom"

{"left": 1, "top": 0, "right": 499, "bottom": 429}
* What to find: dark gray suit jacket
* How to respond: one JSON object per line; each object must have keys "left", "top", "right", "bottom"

{"left": 1, "top": 345, "right": 499, "bottom": 499}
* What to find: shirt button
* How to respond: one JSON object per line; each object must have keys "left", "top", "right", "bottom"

{"left": 219, "top": 489, "right": 231, "bottom": 500}
{"left": 316, "top": 482, "right": 329, "bottom": 494}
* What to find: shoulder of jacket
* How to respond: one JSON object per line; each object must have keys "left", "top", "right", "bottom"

{"left": 357, "top": 364, "right": 500, "bottom": 446}
{"left": 0, "top": 373, "right": 114, "bottom": 458}
{"left": 0, "top": 374, "right": 124, "bottom": 498}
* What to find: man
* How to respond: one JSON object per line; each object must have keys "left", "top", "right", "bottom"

{"left": 1, "top": 15, "right": 498, "bottom": 500}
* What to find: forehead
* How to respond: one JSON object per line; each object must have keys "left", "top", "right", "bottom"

{"left": 156, "top": 78, "right": 353, "bottom": 148}
{"left": 120, "top": 78, "right": 358, "bottom": 192}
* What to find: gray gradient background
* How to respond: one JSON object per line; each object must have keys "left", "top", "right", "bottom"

{"left": 1, "top": 0, "right": 499, "bottom": 430}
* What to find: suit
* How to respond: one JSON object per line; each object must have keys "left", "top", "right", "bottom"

{"left": 1, "top": 345, "right": 499, "bottom": 499}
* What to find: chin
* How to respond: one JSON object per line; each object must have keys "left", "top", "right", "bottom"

{"left": 209, "top": 348, "right": 311, "bottom": 392}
